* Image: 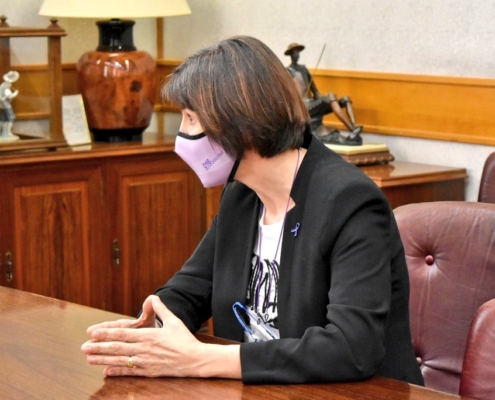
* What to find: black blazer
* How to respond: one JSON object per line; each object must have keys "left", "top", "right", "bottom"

{"left": 154, "top": 134, "right": 424, "bottom": 386}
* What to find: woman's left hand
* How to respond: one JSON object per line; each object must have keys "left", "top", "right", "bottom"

{"left": 81, "top": 295, "right": 204, "bottom": 377}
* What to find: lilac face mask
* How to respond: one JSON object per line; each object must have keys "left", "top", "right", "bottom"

{"left": 175, "top": 132, "right": 236, "bottom": 188}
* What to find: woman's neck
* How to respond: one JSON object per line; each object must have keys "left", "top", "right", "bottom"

{"left": 235, "top": 148, "right": 306, "bottom": 224}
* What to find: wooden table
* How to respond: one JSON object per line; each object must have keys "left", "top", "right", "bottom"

{"left": 360, "top": 161, "right": 467, "bottom": 209}
{"left": 0, "top": 287, "right": 471, "bottom": 399}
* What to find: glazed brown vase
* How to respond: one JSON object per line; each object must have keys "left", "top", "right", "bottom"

{"left": 77, "top": 19, "right": 157, "bottom": 142}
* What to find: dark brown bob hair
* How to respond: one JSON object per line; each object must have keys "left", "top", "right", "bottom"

{"left": 162, "top": 35, "right": 310, "bottom": 159}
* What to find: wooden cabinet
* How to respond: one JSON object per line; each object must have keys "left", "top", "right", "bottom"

{"left": 0, "top": 135, "right": 206, "bottom": 315}
{"left": 0, "top": 160, "right": 107, "bottom": 308}
{"left": 107, "top": 153, "right": 205, "bottom": 316}
{"left": 359, "top": 161, "right": 467, "bottom": 209}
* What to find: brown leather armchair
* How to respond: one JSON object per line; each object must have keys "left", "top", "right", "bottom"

{"left": 478, "top": 151, "right": 495, "bottom": 203}
{"left": 459, "top": 298, "right": 495, "bottom": 400}
{"left": 394, "top": 201, "right": 495, "bottom": 395}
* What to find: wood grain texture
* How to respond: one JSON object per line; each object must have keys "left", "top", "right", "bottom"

{"left": 314, "top": 69, "right": 495, "bottom": 146}
{"left": 360, "top": 161, "right": 467, "bottom": 209}
{"left": 77, "top": 51, "right": 157, "bottom": 132}
{"left": 0, "top": 137, "right": 205, "bottom": 315}
{"left": 105, "top": 152, "right": 205, "bottom": 316}
{"left": 0, "top": 286, "right": 470, "bottom": 399}
{"left": 360, "top": 161, "right": 468, "bottom": 187}
{"left": 0, "top": 160, "right": 109, "bottom": 309}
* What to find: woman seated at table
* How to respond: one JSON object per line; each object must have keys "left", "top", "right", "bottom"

{"left": 81, "top": 35, "right": 424, "bottom": 386}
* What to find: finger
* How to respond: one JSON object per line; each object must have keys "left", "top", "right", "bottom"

{"left": 86, "top": 354, "right": 136, "bottom": 369}
{"left": 81, "top": 339, "right": 97, "bottom": 353}
{"left": 141, "top": 295, "right": 155, "bottom": 317}
{"left": 151, "top": 295, "right": 176, "bottom": 322}
{"left": 104, "top": 363, "right": 157, "bottom": 377}
{"left": 104, "top": 366, "right": 139, "bottom": 377}
{"left": 86, "top": 318, "right": 136, "bottom": 335}
{"left": 89, "top": 326, "right": 155, "bottom": 343}
{"left": 81, "top": 340, "right": 136, "bottom": 356}
{"left": 136, "top": 295, "right": 158, "bottom": 327}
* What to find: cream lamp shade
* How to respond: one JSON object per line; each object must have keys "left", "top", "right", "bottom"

{"left": 38, "top": 0, "right": 191, "bottom": 142}
{"left": 39, "top": 0, "right": 191, "bottom": 19}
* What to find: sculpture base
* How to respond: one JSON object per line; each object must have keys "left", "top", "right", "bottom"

{"left": 325, "top": 142, "right": 395, "bottom": 166}
{"left": 318, "top": 126, "right": 363, "bottom": 146}
{"left": 0, "top": 134, "right": 20, "bottom": 142}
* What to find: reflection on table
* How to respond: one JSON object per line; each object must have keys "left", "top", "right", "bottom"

{"left": 0, "top": 286, "right": 468, "bottom": 399}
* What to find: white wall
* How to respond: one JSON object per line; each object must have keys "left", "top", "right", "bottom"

{"left": 3, "top": 0, "right": 157, "bottom": 64}
{"left": 6, "top": 0, "right": 495, "bottom": 200}
{"left": 164, "top": 0, "right": 495, "bottom": 78}
{"left": 162, "top": 0, "right": 495, "bottom": 201}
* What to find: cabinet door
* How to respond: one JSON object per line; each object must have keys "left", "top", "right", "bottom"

{"left": 0, "top": 161, "right": 110, "bottom": 309}
{"left": 107, "top": 153, "right": 205, "bottom": 316}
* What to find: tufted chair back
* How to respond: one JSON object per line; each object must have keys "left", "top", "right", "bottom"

{"left": 459, "top": 298, "right": 495, "bottom": 400}
{"left": 478, "top": 151, "right": 495, "bottom": 204}
{"left": 394, "top": 201, "right": 495, "bottom": 395}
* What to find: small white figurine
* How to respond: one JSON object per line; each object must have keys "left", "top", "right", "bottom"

{"left": 0, "top": 70, "right": 20, "bottom": 142}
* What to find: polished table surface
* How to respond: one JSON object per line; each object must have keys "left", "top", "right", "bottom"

{"left": 0, "top": 286, "right": 471, "bottom": 399}
{"left": 360, "top": 161, "right": 467, "bottom": 209}
{"left": 360, "top": 161, "right": 467, "bottom": 187}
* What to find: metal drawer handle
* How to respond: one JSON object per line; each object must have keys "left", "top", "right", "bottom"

{"left": 6, "top": 251, "right": 13, "bottom": 283}
{"left": 113, "top": 239, "right": 120, "bottom": 267}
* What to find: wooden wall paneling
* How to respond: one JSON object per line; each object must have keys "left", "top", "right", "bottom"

{"left": 315, "top": 69, "right": 495, "bottom": 145}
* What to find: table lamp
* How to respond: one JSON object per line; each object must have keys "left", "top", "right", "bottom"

{"left": 39, "top": 0, "right": 191, "bottom": 142}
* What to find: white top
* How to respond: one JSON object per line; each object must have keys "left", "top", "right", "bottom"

{"left": 244, "top": 210, "right": 283, "bottom": 342}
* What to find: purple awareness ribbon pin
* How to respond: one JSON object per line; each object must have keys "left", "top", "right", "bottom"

{"left": 290, "top": 222, "right": 300, "bottom": 237}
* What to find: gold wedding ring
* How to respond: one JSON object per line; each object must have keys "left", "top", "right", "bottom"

{"left": 127, "top": 356, "right": 134, "bottom": 369}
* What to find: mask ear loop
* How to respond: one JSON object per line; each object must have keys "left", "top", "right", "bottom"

{"left": 227, "top": 159, "right": 240, "bottom": 182}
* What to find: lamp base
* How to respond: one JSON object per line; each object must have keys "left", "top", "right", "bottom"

{"left": 77, "top": 19, "right": 157, "bottom": 142}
